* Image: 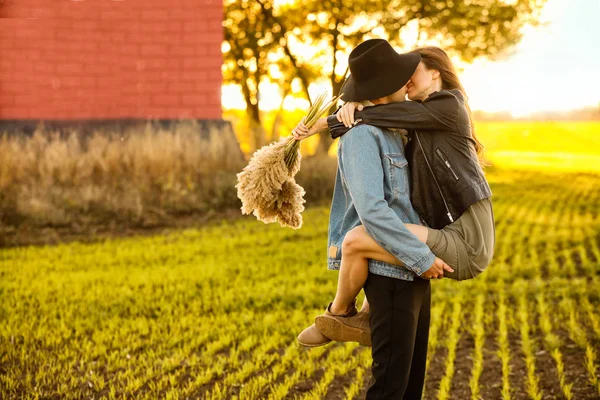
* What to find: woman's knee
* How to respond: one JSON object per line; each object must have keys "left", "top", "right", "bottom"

{"left": 342, "top": 225, "right": 367, "bottom": 255}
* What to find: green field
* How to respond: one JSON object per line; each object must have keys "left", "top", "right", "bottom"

{"left": 227, "top": 110, "right": 600, "bottom": 173}
{"left": 2, "top": 166, "right": 600, "bottom": 399}
{"left": 2, "top": 122, "right": 600, "bottom": 399}
{"left": 475, "top": 122, "right": 600, "bottom": 173}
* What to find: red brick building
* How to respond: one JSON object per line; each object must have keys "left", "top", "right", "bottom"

{"left": 0, "top": 0, "right": 224, "bottom": 133}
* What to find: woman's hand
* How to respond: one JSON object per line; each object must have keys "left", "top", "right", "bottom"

{"left": 337, "top": 102, "right": 364, "bottom": 128}
{"left": 292, "top": 117, "right": 327, "bottom": 141}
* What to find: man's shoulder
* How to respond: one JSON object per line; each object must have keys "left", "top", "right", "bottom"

{"left": 339, "top": 124, "right": 384, "bottom": 143}
{"left": 340, "top": 123, "right": 405, "bottom": 154}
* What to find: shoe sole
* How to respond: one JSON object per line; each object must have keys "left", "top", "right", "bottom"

{"left": 314, "top": 315, "right": 372, "bottom": 347}
{"left": 296, "top": 337, "right": 332, "bottom": 348}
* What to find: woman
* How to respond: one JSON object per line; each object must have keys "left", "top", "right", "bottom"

{"left": 294, "top": 46, "right": 496, "bottom": 346}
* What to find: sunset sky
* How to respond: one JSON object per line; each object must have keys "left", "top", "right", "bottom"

{"left": 222, "top": 0, "right": 600, "bottom": 116}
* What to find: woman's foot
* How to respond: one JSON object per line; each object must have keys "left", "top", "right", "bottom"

{"left": 297, "top": 323, "right": 332, "bottom": 347}
{"left": 315, "top": 303, "right": 371, "bottom": 347}
{"left": 297, "top": 300, "right": 358, "bottom": 347}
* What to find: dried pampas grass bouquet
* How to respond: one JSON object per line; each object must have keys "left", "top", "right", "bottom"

{"left": 235, "top": 91, "right": 340, "bottom": 229}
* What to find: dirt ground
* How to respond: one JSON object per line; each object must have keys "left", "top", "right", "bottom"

{"left": 0, "top": 208, "right": 245, "bottom": 249}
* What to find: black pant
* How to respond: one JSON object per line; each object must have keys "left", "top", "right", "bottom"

{"left": 363, "top": 273, "right": 431, "bottom": 400}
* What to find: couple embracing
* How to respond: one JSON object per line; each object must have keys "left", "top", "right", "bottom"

{"left": 292, "top": 39, "right": 496, "bottom": 399}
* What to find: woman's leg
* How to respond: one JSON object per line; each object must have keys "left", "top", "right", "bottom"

{"left": 329, "top": 223, "right": 429, "bottom": 315}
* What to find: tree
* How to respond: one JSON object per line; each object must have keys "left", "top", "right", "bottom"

{"left": 224, "top": 0, "right": 547, "bottom": 154}
{"left": 222, "top": 0, "right": 279, "bottom": 152}
{"left": 284, "top": 0, "right": 547, "bottom": 155}
{"left": 223, "top": 0, "right": 317, "bottom": 152}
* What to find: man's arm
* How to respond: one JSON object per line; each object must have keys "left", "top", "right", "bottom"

{"left": 339, "top": 125, "right": 435, "bottom": 275}
{"left": 328, "top": 90, "right": 462, "bottom": 139}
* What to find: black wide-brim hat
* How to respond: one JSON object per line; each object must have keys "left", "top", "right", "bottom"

{"left": 340, "top": 39, "right": 421, "bottom": 102}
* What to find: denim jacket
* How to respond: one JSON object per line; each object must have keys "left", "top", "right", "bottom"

{"left": 327, "top": 89, "right": 492, "bottom": 229}
{"left": 327, "top": 124, "right": 436, "bottom": 281}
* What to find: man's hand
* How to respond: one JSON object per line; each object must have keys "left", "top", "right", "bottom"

{"left": 337, "top": 102, "right": 364, "bottom": 128}
{"left": 420, "top": 257, "right": 454, "bottom": 279}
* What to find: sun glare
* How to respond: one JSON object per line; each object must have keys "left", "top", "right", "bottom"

{"left": 223, "top": 0, "right": 599, "bottom": 117}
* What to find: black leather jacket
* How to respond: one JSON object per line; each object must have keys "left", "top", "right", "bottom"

{"left": 327, "top": 89, "right": 492, "bottom": 229}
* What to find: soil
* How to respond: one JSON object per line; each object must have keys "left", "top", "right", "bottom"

{"left": 290, "top": 328, "right": 600, "bottom": 400}
{"left": 3, "top": 210, "right": 600, "bottom": 399}
{"left": 0, "top": 208, "right": 246, "bottom": 249}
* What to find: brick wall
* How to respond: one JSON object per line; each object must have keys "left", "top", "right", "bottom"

{"left": 0, "top": 0, "right": 223, "bottom": 120}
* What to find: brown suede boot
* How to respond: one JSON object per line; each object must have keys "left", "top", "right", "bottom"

{"left": 315, "top": 302, "right": 371, "bottom": 347}
{"left": 297, "top": 323, "right": 332, "bottom": 347}
{"left": 297, "top": 300, "right": 358, "bottom": 347}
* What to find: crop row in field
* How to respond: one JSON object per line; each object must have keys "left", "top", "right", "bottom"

{"left": 1, "top": 168, "right": 599, "bottom": 399}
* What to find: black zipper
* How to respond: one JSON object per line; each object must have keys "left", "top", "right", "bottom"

{"left": 436, "top": 148, "right": 460, "bottom": 181}
{"left": 415, "top": 132, "right": 454, "bottom": 223}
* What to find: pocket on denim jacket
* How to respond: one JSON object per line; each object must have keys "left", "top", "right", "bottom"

{"left": 385, "top": 153, "right": 409, "bottom": 197}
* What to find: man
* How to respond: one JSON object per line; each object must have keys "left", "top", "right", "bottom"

{"left": 294, "top": 39, "right": 450, "bottom": 399}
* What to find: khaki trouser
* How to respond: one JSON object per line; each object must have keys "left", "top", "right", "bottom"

{"left": 425, "top": 198, "right": 495, "bottom": 281}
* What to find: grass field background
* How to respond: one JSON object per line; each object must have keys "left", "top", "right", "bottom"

{"left": 475, "top": 121, "right": 600, "bottom": 173}
{"left": 1, "top": 122, "right": 600, "bottom": 399}
{"left": 227, "top": 111, "right": 600, "bottom": 173}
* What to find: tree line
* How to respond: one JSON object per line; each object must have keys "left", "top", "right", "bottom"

{"left": 223, "top": 0, "right": 548, "bottom": 154}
